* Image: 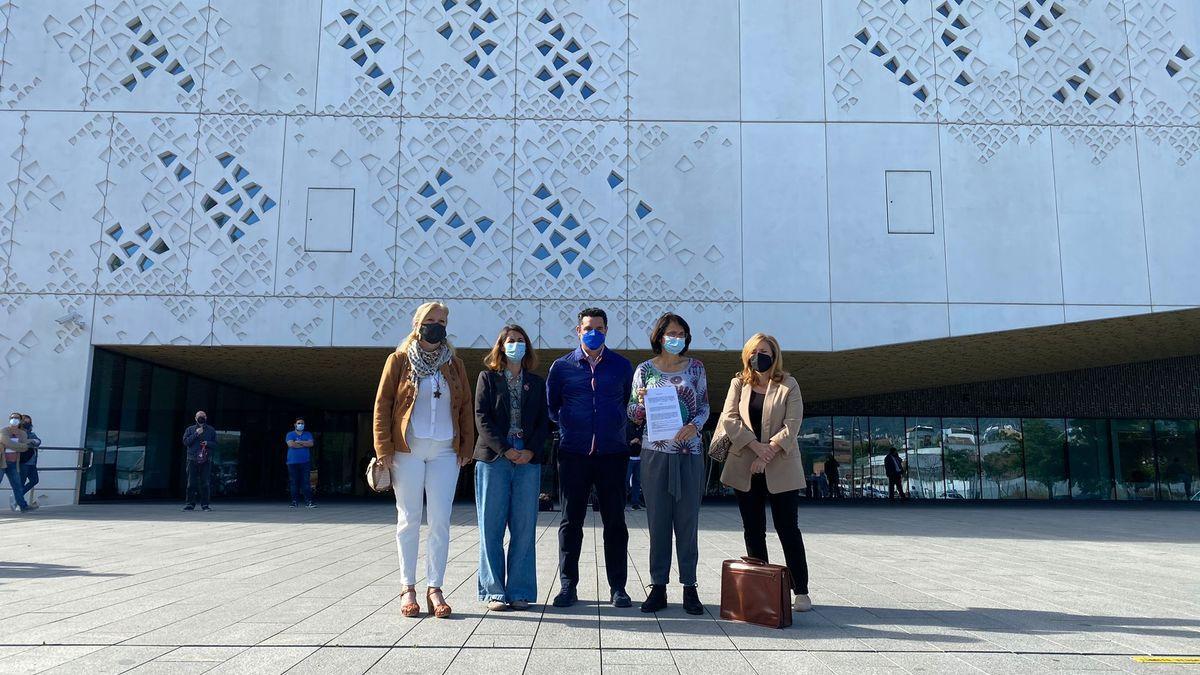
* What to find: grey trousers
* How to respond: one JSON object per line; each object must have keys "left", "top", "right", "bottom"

{"left": 640, "top": 449, "right": 704, "bottom": 586}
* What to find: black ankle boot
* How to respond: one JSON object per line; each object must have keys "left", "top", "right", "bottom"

{"left": 640, "top": 584, "right": 667, "bottom": 613}
{"left": 682, "top": 585, "right": 704, "bottom": 615}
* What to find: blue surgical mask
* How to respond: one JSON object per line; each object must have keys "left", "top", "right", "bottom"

{"left": 295, "top": 423, "right": 305, "bottom": 432}
{"left": 581, "top": 329, "right": 605, "bottom": 350}
{"left": 663, "top": 336, "right": 686, "bottom": 355}
{"left": 504, "top": 341, "right": 526, "bottom": 362}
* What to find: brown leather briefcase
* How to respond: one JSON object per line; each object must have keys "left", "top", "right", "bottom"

{"left": 720, "top": 557, "right": 793, "bottom": 628}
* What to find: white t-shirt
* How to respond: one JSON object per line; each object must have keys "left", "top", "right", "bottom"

{"left": 409, "top": 372, "right": 455, "bottom": 442}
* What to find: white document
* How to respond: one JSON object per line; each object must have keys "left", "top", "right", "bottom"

{"left": 645, "top": 386, "right": 684, "bottom": 443}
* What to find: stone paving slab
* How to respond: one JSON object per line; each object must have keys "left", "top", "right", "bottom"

{"left": 0, "top": 502, "right": 1198, "bottom": 673}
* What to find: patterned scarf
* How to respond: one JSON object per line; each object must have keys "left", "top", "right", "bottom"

{"left": 406, "top": 341, "right": 452, "bottom": 383}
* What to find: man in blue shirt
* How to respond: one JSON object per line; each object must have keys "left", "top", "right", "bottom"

{"left": 547, "top": 308, "right": 634, "bottom": 608}
{"left": 286, "top": 417, "right": 315, "bottom": 508}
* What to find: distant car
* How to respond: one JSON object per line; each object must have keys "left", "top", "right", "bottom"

{"left": 939, "top": 490, "right": 965, "bottom": 499}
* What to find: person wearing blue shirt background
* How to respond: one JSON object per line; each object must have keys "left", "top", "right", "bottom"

{"left": 286, "top": 417, "right": 316, "bottom": 508}
{"left": 546, "top": 307, "right": 635, "bottom": 609}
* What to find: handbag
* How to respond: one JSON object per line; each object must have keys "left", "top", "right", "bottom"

{"left": 365, "top": 455, "right": 393, "bottom": 493}
{"left": 720, "top": 556, "right": 793, "bottom": 629}
{"left": 707, "top": 430, "right": 732, "bottom": 462}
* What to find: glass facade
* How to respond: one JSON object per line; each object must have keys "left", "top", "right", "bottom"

{"left": 83, "top": 349, "right": 370, "bottom": 501}
{"left": 799, "top": 416, "right": 1199, "bottom": 502}
{"left": 84, "top": 348, "right": 1200, "bottom": 504}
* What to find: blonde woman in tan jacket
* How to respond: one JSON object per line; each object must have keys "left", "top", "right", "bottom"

{"left": 717, "top": 334, "right": 812, "bottom": 612}
{"left": 373, "top": 301, "right": 474, "bottom": 619}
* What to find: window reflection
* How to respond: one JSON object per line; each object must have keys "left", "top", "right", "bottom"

{"left": 941, "top": 418, "right": 979, "bottom": 499}
{"left": 1021, "top": 419, "right": 1068, "bottom": 499}
{"left": 1112, "top": 420, "right": 1156, "bottom": 500}
{"left": 1153, "top": 420, "right": 1198, "bottom": 501}
{"left": 980, "top": 418, "right": 1024, "bottom": 499}
{"left": 870, "top": 418, "right": 905, "bottom": 499}
{"left": 831, "top": 417, "right": 858, "bottom": 497}
{"left": 799, "top": 417, "right": 834, "bottom": 498}
{"left": 1067, "top": 419, "right": 1112, "bottom": 499}
{"left": 906, "top": 417, "right": 943, "bottom": 499}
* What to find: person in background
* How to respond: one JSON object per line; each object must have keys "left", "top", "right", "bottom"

{"left": 286, "top": 417, "right": 316, "bottom": 508}
{"left": 824, "top": 454, "right": 841, "bottom": 499}
{"left": 547, "top": 307, "right": 634, "bottom": 609}
{"left": 16, "top": 414, "right": 40, "bottom": 510}
{"left": 182, "top": 410, "right": 216, "bottom": 512}
{"left": 886, "top": 447, "right": 907, "bottom": 500}
{"left": 474, "top": 324, "right": 550, "bottom": 612}
{"left": 374, "top": 301, "right": 474, "bottom": 619}
{"left": 628, "top": 313, "right": 710, "bottom": 615}
{"left": 627, "top": 421, "right": 643, "bottom": 511}
{"left": 1, "top": 413, "right": 30, "bottom": 513}
{"left": 717, "top": 334, "right": 813, "bottom": 613}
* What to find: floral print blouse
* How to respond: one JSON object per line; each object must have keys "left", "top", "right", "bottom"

{"left": 627, "top": 358, "right": 710, "bottom": 454}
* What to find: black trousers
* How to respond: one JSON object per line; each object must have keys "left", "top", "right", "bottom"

{"left": 558, "top": 451, "right": 628, "bottom": 592}
{"left": 735, "top": 473, "right": 809, "bottom": 595}
{"left": 888, "top": 475, "right": 906, "bottom": 499}
{"left": 186, "top": 459, "right": 211, "bottom": 506}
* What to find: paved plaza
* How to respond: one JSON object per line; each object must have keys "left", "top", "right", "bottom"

{"left": 0, "top": 502, "right": 1197, "bottom": 674}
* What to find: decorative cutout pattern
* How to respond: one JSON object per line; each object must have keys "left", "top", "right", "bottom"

{"left": 335, "top": 8, "right": 397, "bottom": 96}
{"left": 84, "top": 0, "right": 209, "bottom": 110}
{"left": 516, "top": 2, "right": 627, "bottom": 119}
{"left": 118, "top": 15, "right": 196, "bottom": 95}
{"left": 1017, "top": 0, "right": 1132, "bottom": 124}
{"left": 199, "top": 152, "right": 276, "bottom": 244}
{"left": 828, "top": 0, "right": 938, "bottom": 120}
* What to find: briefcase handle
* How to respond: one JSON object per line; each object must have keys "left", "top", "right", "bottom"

{"left": 739, "top": 556, "right": 767, "bottom": 566}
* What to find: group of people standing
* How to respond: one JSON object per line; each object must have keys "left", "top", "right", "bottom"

{"left": 372, "top": 302, "right": 813, "bottom": 619}
{"left": 1, "top": 413, "right": 41, "bottom": 512}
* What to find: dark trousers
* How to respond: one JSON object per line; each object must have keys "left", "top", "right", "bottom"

{"left": 888, "top": 474, "right": 906, "bottom": 499}
{"left": 558, "top": 451, "right": 628, "bottom": 592}
{"left": 735, "top": 473, "right": 809, "bottom": 595}
{"left": 186, "top": 459, "right": 211, "bottom": 506}
{"left": 288, "top": 462, "right": 313, "bottom": 504}
{"left": 20, "top": 461, "right": 38, "bottom": 498}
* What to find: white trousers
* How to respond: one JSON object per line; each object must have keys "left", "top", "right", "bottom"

{"left": 392, "top": 436, "right": 459, "bottom": 587}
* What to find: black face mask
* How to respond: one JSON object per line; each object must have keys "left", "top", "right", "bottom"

{"left": 196, "top": 416, "right": 207, "bottom": 425}
{"left": 419, "top": 323, "right": 447, "bottom": 344}
{"left": 749, "top": 352, "right": 774, "bottom": 374}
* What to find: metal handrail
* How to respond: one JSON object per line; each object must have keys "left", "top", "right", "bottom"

{"left": 18, "top": 446, "right": 93, "bottom": 472}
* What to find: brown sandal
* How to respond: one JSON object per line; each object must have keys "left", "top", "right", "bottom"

{"left": 427, "top": 587, "right": 452, "bottom": 619}
{"left": 400, "top": 585, "right": 420, "bottom": 617}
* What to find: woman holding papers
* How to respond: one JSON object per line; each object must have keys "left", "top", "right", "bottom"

{"left": 628, "top": 313, "right": 710, "bottom": 615}
{"left": 717, "top": 333, "right": 812, "bottom": 613}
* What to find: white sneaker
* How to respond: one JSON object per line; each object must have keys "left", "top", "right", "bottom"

{"left": 793, "top": 594, "right": 812, "bottom": 612}
{"left": 486, "top": 600, "right": 508, "bottom": 611}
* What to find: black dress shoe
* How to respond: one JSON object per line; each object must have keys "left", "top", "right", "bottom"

{"left": 641, "top": 584, "right": 667, "bottom": 613}
{"left": 611, "top": 588, "right": 632, "bottom": 608}
{"left": 182, "top": 504, "right": 195, "bottom": 511}
{"left": 552, "top": 584, "right": 577, "bottom": 607}
{"left": 682, "top": 585, "right": 704, "bottom": 615}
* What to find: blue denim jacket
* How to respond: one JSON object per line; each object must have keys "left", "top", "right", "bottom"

{"left": 546, "top": 347, "right": 634, "bottom": 455}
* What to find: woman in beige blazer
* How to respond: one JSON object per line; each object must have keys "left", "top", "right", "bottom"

{"left": 717, "top": 333, "right": 812, "bottom": 612}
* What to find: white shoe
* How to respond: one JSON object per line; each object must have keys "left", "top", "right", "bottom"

{"left": 486, "top": 600, "right": 508, "bottom": 611}
{"left": 793, "top": 594, "right": 812, "bottom": 612}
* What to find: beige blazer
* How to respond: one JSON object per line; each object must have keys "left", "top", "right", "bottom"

{"left": 717, "top": 375, "right": 806, "bottom": 494}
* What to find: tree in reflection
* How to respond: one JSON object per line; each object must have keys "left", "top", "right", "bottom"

{"left": 981, "top": 439, "right": 1022, "bottom": 498}
{"left": 1066, "top": 421, "right": 1111, "bottom": 499}
{"left": 1023, "top": 419, "right": 1066, "bottom": 498}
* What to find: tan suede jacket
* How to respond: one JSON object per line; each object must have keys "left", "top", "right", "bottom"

{"left": 373, "top": 349, "right": 474, "bottom": 461}
{"left": 717, "top": 375, "right": 807, "bottom": 494}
